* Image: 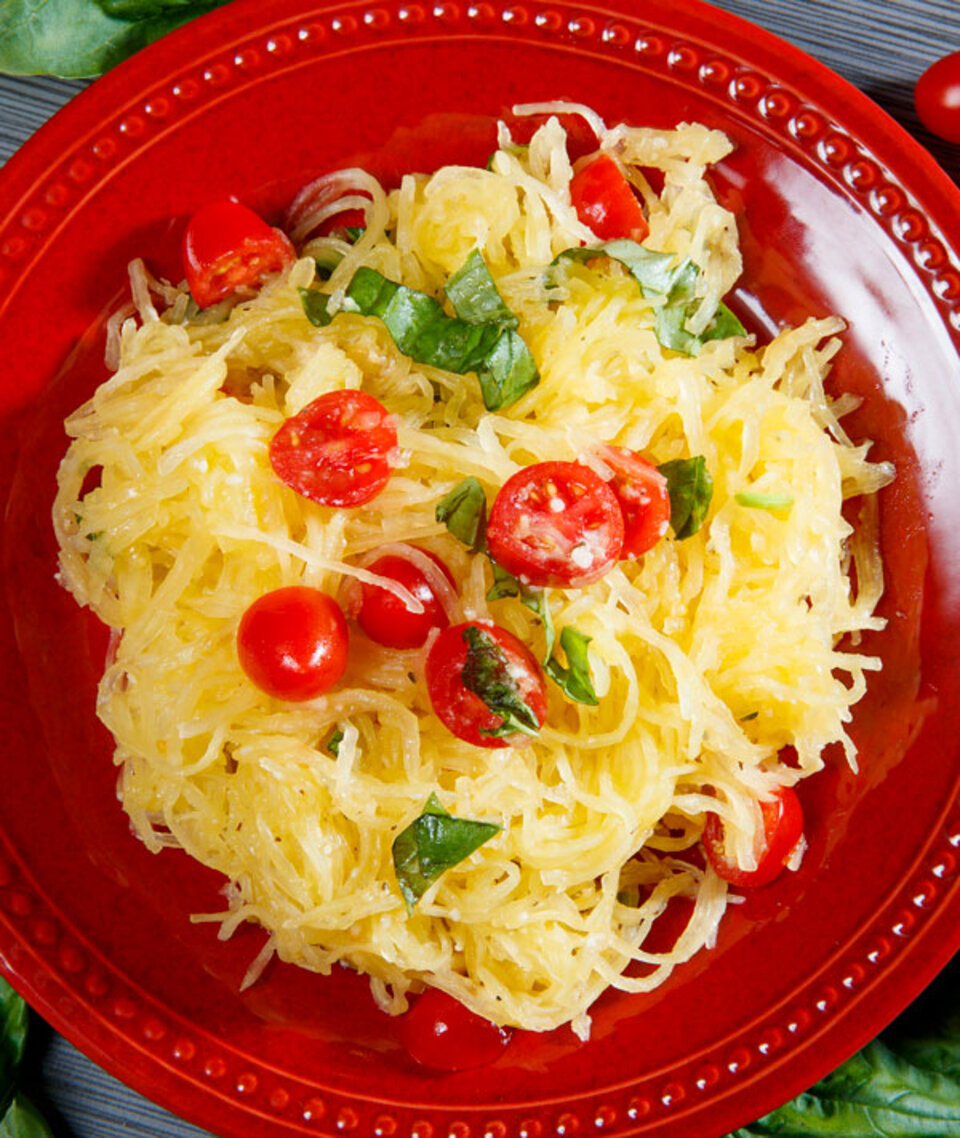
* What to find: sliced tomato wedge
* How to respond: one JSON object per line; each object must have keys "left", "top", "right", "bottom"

{"left": 596, "top": 445, "right": 671, "bottom": 559}
{"left": 425, "top": 621, "right": 548, "bottom": 749}
{"left": 703, "top": 787, "right": 804, "bottom": 888}
{"left": 401, "top": 989, "right": 512, "bottom": 1070}
{"left": 486, "top": 461, "right": 624, "bottom": 588}
{"left": 570, "top": 153, "right": 649, "bottom": 243}
{"left": 269, "top": 389, "right": 398, "bottom": 508}
{"left": 182, "top": 199, "right": 295, "bottom": 308}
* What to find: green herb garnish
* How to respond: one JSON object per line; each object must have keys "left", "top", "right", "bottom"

{"left": 461, "top": 625, "right": 541, "bottom": 739}
{"left": 392, "top": 793, "right": 499, "bottom": 911}
{"left": 658, "top": 455, "right": 713, "bottom": 539}
{"left": 323, "top": 725, "right": 344, "bottom": 756}
{"left": 735, "top": 489, "right": 794, "bottom": 513}
{"left": 435, "top": 477, "right": 487, "bottom": 551}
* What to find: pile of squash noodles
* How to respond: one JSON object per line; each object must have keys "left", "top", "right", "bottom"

{"left": 52, "top": 102, "right": 894, "bottom": 1038}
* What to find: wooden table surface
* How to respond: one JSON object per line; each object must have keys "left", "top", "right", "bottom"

{"left": 1, "top": 1, "right": 959, "bottom": 1135}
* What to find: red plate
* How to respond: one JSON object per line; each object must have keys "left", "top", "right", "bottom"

{"left": 1, "top": 1, "right": 959, "bottom": 1136}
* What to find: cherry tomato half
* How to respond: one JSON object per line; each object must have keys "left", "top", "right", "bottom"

{"left": 357, "top": 549, "right": 455, "bottom": 650}
{"left": 425, "top": 621, "right": 548, "bottom": 748}
{"left": 597, "top": 445, "right": 671, "bottom": 559}
{"left": 570, "top": 153, "right": 650, "bottom": 243}
{"left": 182, "top": 199, "right": 295, "bottom": 309}
{"left": 703, "top": 787, "right": 804, "bottom": 889}
{"left": 237, "top": 586, "right": 348, "bottom": 701}
{"left": 486, "top": 461, "right": 625, "bottom": 588}
{"left": 269, "top": 389, "right": 398, "bottom": 508}
{"left": 401, "top": 989, "right": 512, "bottom": 1071}
{"left": 915, "top": 51, "right": 960, "bottom": 144}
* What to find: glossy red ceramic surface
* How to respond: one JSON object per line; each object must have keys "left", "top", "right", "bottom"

{"left": 0, "top": 2, "right": 959, "bottom": 1136}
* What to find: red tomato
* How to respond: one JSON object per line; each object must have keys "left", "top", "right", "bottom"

{"left": 357, "top": 549, "right": 455, "bottom": 650}
{"left": 570, "top": 153, "right": 650, "bottom": 243}
{"left": 915, "top": 51, "right": 960, "bottom": 144}
{"left": 597, "top": 445, "right": 671, "bottom": 559}
{"left": 425, "top": 621, "right": 548, "bottom": 748}
{"left": 182, "top": 199, "right": 295, "bottom": 308}
{"left": 401, "top": 989, "right": 512, "bottom": 1071}
{"left": 269, "top": 389, "right": 398, "bottom": 508}
{"left": 486, "top": 461, "right": 625, "bottom": 588}
{"left": 703, "top": 787, "right": 804, "bottom": 889}
{"left": 237, "top": 586, "right": 348, "bottom": 701}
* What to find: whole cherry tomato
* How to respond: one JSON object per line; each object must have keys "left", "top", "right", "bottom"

{"left": 703, "top": 787, "right": 804, "bottom": 889}
{"left": 357, "top": 549, "right": 455, "bottom": 650}
{"left": 182, "top": 199, "right": 295, "bottom": 309}
{"left": 596, "top": 445, "right": 671, "bottom": 559}
{"left": 401, "top": 989, "right": 512, "bottom": 1070}
{"left": 237, "top": 586, "right": 348, "bottom": 701}
{"left": 570, "top": 153, "right": 650, "bottom": 242}
{"left": 915, "top": 51, "right": 960, "bottom": 144}
{"left": 269, "top": 389, "right": 398, "bottom": 508}
{"left": 486, "top": 461, "right": 625, "bottom": 588}
{"left": 425, "top": 621, "right": 548, "bottom": 748}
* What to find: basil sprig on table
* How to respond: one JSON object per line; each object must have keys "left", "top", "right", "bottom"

{"left": 434, "top": 479, "right": 599, "bottom": 706}
{"left": 0, "top": 977, "right": 54, "bottom": 1137}
{"left": 392, "top": 793, "right": 499, "bottom": 911}
{"left": 301, "top": 251, "right": 539, "bottom": 411}
{"left": 554, "top": 239, "right": 746, "bottom": 356}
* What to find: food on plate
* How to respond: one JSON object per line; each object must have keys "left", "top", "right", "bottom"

{"left": 52, "top": 101, "right": 894, "bottom": 1042}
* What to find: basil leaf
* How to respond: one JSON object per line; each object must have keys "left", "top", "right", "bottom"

{"left": 729, "top": 1039, "right": 960, "bottom": 1136}
{"left": 0, "top": 980, "right": 27, "bottom": 1117}
{"left": 446, "top": 249, "right": 519, "bottom": 328}
{"left": 461, "top": 625, "right": 541, "bottom": 739}
{"left": 0, "top": 1093, "right": 56, "bottom": 1138}
{"left": 323, "top": 726, "right": 344, "bottom": 756}
{"left": 300, "top": 288, "right": 333, "bottom": 327}
{"left": 518, "top": 586, "right": 556, "bottom": 661}
{"left": 545, "top": 627, "right": 598, "bottom": 706}
{"left": 436, "top": 478, "right": 487, "bottom": 551}
{"left": 0, "top": 0, "right": 228, "bottom": 78}
{"left": 658, "top": 456, "right": 713, "bottom": 540}
{"left": 344, "top": 226, "right": 365, "bottom": 244}
{"left": 486, "top": 559, "right": 522, "bottom": 601}
{"left": 735, "top": 490, "right": 794, "bottom": 512}
{"left": 336, "top": 264, "right": 539, "bottom": 411}
{"left": 392, "top": 794, "right": 499, "bottom": 911}
{"left": 554, "top": 240, "right": 746, "bottom": 356}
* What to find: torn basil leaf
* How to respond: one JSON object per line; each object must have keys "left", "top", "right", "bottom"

{"left": 554, "top": 240, "right": 746, "bottom": 356}
{"left": 344, "top": 226, "right": 365, "bottom": 244}
{"left": 436, "top": 478, "right": 487, "bottom": 551}
{"left": 392, "top": 793, "right": 500, "bottom": 911}
{"left": 735, "top": 489, "right": 794, "bottom": 512}
{"left": 545, "top": 627, "right": 599, "bottom": 706}
{"left": 488, "top": 571, "right": 599, "bottom": 708}
{"left": 461, "top": 625, "right": 541, "bottom": 739}
{"left": 323, "top": 726, "right": 344, "bottom": 756}
{"left": 658, "top": 456, "right": 713, "bottom": 539}
{"left": 300, "top": 287, "right": 333, "bottom": 327}
{"left": 333, "top": 261, "right": 539, "bottom": 411}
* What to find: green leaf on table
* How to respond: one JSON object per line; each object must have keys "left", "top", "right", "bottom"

{"left": 0, "top": 0, "right": 232, "bottom": 78}
{"left": 392, "top": 793, "right": 499, "bottom": 911}
{"left": 0, "top": 979, "right": 28, "bottom": 1117}
{"left": 0, "top": 1092, "right": 55, "bottom": 1138}
{"left": 728, "top": 1039, "right": 960, "bottom": 1136}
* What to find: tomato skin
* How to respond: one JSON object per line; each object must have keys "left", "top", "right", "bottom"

{"left": 703, "top": 787, "right": 804, "bottom": 888}
{"left": 182, "top": 199, "right": 295, "bottom": 308}
{"left": 570, "top": 153, "right": 650, "bottom": 243}
{"left": 486, "top": 461, "right": 625, "bottom": 588}
{"left": 597, "top": 445, "right": 671, "bottom": 559}
{"left": 425, "top": 621, "right": 548, "bottom": 748}
{"left": 269, "top": 389, "right": 398, "bottom": 508}
{"left": 915, "top": 51, "right": 960, "bottom": 144}
{"left": 357, "top": 550, "right": 455, "bottom": 649}
{"left": 401, "top": 989, "right": 512, "bottom": 1071}
{"left": 237, "top": 586, "right": 349, "bottom": 701}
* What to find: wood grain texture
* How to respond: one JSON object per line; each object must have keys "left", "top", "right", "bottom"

{"left": 0, "top": 2, "right": 958, "bottom": 1136}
